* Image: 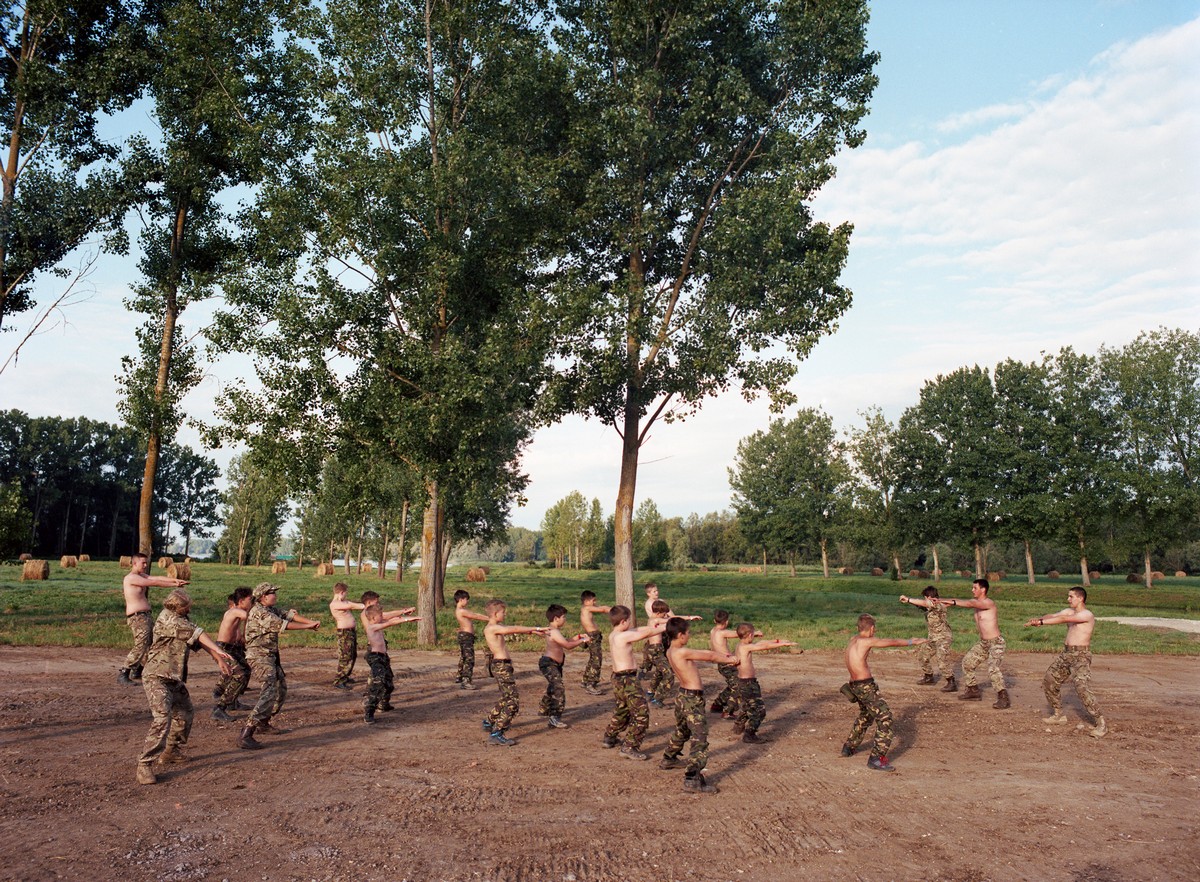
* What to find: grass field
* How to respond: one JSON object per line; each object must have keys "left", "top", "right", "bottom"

{"left": 2, "top": 560, "right": 1198, "bottom": 654}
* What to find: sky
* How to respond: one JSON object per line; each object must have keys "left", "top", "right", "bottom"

{"left": 3, "top": 1, "right": 1199, "bottom": 533}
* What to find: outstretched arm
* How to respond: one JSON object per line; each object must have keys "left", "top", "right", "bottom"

{"left": 747, "top": 639, "right": 797, "bottom": 653}
{"left": 900, "top": 595, "right": 942, "bottom": 610}
{"left": 286, "top": 612, "right": 321, "bottom": 630}
{"left": 1026, "top": 608, "right": 1086, "bottom": 627}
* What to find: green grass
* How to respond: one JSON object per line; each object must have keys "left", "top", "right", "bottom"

{"left": 2, "top": 561, "right": 1197, "bottom": 655}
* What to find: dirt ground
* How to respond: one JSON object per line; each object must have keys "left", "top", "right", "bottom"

{"left": 0, "top": 645, "right": 1197, "bottom": 882}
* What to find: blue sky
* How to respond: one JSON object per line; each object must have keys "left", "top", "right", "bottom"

{"left": 3, "top": 2, "right": 1198, "bottom": 533}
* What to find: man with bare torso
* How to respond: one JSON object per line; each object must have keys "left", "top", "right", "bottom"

{"left": 118, "top": 552, "right": 189, "bottom": 685}
{"left": 942, "top": 578, "right": 1010, "bottom": 708}
{"left": 732, "top": 623, "right": 796, "bottom": 743}
{"left": 841, "top": 613, "right": 928, "bottom": 771}
{"left": 1026, "top": 587, "right": 1106, "bottom": 737}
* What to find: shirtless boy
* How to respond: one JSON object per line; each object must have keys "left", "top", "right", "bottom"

{"left": 580, "top": 590, "right": 611, "bottom": 695}
{"left": 118, "top": 552, "right": 189, "bottom": 685}
{"left": 360, "top": 597, "right": 420, "bottom": 724}
{"left": 709, "top": 610, "right": 750, "bottom": 718}
{"left": 841, "top": 613, "right": 928, "bottom": 771}
{"left": 212, "top": 587, "right": 254, "bottom": 721}
{"left": 454, "top": 590, "right": 491, "bottom": 690}
{"left": 900, "top": 585, "right": 955, "bottom": 690}
{"left": 602, "top": 605, "right": 667, "bottom": 760}
{"left": 1026, "top": 586, "right": 1106, "bottom": 737}
{"left": 660, "top": 617, "right": 738, "bottom": 794}
{"left": 330, "top": 582, "right": 367, "bottom": 689}
{"left": 942, "top": 578, "right": 1009, "bottom": 708}
{"left": 538, "top": 604, "right": 590, "bottom": 729}
{"left": 645, "top": 600, "right": 699, "bottom": 707}
{"left": 481, "top": 599, "right": 548, "bottom": 746}
{"left": 732, "top": 623, "right": 796, "bottom": 743}
{"left": 637, "top": 582, "right": 662, "bottom": 678}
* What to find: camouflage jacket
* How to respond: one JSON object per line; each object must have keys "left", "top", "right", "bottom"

{"left": 925, "top": 604, "right": 952, "bottom": 639}
{"left": 245, "top": 604, "right": 295, "bottom": 658}
{"left": 143, "top": 609, "right": 204, "bottom": 681}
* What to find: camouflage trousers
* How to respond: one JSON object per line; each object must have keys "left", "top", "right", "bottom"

{"left": 645, "top": 643, "right": 675, "bottom": 702}
{"left": 605, "top": 671, "right": 650, "bottom": 749}
{"left": 138, "top": 675, "right": 192, "bottom": 765}
{"left": 214, "top": 642, "right": 250, "bottom": 708}
{"left": 582, "top": 630, "right": 603, "bottom": 688}
{"left": 364, "top": 651, "right": 395, "bottom": 713}
{"left": 123, "top": 610, "right": 153, "bottom": 672}
{"left": 538, "top": 656, "right": 566, "bottom": 717}
{"left": 712, "top": 663, "right": 741, "bottom": 716}
{"left": 1044, "top": 646, "right": 1101, "bottom": 719}
{"left": 664, "top": 689, "right": 709, "bottom": 777}
{"left": 918, "top": 633, "right": 954, "bottom": 678}
{"left": 487, "top": 660, "right": 519, "bottom": 732}
{"left": 736, "top": 677, "right": 765, "bottom": 734}
{"left": 456, "top": 631, "right": 476, "bottom": 684}
{"left": 962, "top": 635, "right": 1006, "bottom": 691}
{"left": 844, "top": 677, "right": 893, "bottom": 760}
{"left": 246, "top": 652, "right": 287, "bottom": 725}
{"left": 333, "top": 628, "right": 358, "bottom": 686}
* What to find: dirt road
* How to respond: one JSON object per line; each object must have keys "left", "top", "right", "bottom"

{"left": 1, "top": 646, "right": 1196, "bottom": 882}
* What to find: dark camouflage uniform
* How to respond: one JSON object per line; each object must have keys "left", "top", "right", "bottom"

{"left": 456, "top": 631, "right": 476, "bottom": 684}
{"left": 604, "top": 671, "right": 650, "bottom": 749}
{"left": 538, "top": 656, "right": 566, "bottom": 717}
{"left": 123, "top": 609, "right": 153, "bottom": 672}
{"left": 364, "top": 651, "right": 395, "bottom": 713}
{"left": 487, "top": 659, "right": 519, "bottom": 732}
{"left": 713, "top": 663, "right": 741, "bottom": 715}
{"left": 214, "top": 640, "right": 249, "bottom": 708}
{"left": 663, "top": 688, "right": 709, "bottom": 777}
{"left": 582, "top": 630, "right": 603, "bottom": 688}
{"left": 333, "top": 627, "right": 358, "bottom": 686}
{"left": 844, "top": 677, "right": 893, "bottom": 760}
{"left": 245, "top": 603, "right": 294, "bottom": 725}
{"left": 1043, "top": 645, "right": 1101, "bottom": 719}
{"left": 138, "top": 608, "right": 203, "bottom": 764}
{"left": 645, "top": 642, "right": 676, "bottom": 702}
{"left": 919, "top": 604, "right": 954, "bottom": 678}
{"left": 735, "top": 677, "right": 765, "bottom": 734}
{"left": 962, "top": 635, "right": 1006, "bottom": 691}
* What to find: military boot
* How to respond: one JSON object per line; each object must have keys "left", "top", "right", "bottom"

{"left": 211, "top": 706, "right": 235, "bottom": 723}
{"left": 941, "top": 675, "right": 958, "bottom": 693}
{"left": 238, "top": 724, "right": 263, "bottom": 750}
{"left": 364, "top": 707, "right": 377, "bottom": 725}
{"left": 959, "top": 684, "right": 982, "bottom": 701}
{"left": 992, "top": 689, "right": 1011, "bottom": 709}
{"left": 867, "top": 755, "right": 896, "bottom": 772}
{"left": 129, "top": 664, "right": 144, "bottom": 681}
{"left": 683, "top": 774, "right": 719, "bottom": 794}
{"left": 917, "top": 673, "right": 936, "bottom": 685}
{"left": 117, "top": 668, "right": 134, "bottom": 685}
{"left": 136, "top": 763, "right": 157, "bottom": 785}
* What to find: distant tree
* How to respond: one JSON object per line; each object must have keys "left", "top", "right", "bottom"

{"left": 631, "top": 499, "right": 664, "bottom": 571}
{"left": 847, "top": 408, "right": 905, "bottom": 575}
{"left": 216, "top": 452, "right": 288, "bottom": 567}
{"left": 0, "top": 480, "right": 30, "bottom": 556}
{"left": 157, "top": 444, "right": 221, "bottom": 556}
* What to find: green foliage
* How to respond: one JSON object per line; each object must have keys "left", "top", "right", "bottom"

{"left": 214, "top": 452, "right": 289, "bottom": 567}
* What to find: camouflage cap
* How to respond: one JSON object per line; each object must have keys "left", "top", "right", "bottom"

{"left": 253, "top": 582, "right": 281, "bottom": 600}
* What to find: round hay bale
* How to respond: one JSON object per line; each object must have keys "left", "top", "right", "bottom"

{"left": 916, "top": 569, "right": 931, "bottom": 579}
{"left": 1175, "top": 570, "right": 1188, "bottom": 578}
{"left": 79, "top": 554, "right": 90, "bottom": 562}
{"left": 481, "top": 566, "right": 491, "bottom": 575}
{"left": 271, "top": 561, "right": 287, "bottom": 575}
{"left": 18, "top": 553, "right": 31, "bottom": 562}
{"left": 59, "top": 555, "right": 77, "bottom": 569}
{"left": 838, "top": 566, "right": 854, "bottom": 575}
{"left": 1088, "top": 570, "right": 1100, "bottom": 581}
{"left": 466, "top": 567, "right": 487, "bottom": 583}
{"left": 315, "top": 562, "right": 335, "bottom": 577}
{"left": 871, "top": 567, "right": 885, "bottom": 577}
{"left": 157, "top": 556, "right": 173, "bottom": 570}
{"left": 987, "top": 571, "right": 1003, "bottom": 583}
{"left": 361, "top": 562, "right": 374, "bottom": 574}
{"left": 1151, "top": 571, "right": 1165, "bottom": 582}
{"left": 119, "top": 555, "right": 133, "bottom": 569}
{"left": 1125, "top": 573, "right": 1139, "bottom": 583}
{"left": 167, "top": 562, "right": 191, "bottom": 581}
{"left": 1046, "top": 570, "right": 1060, "bottom": 579}
{"left": 21, "top": 560, "right": 49, "bottom": 581}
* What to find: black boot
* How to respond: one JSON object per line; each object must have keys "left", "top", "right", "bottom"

{"left": 117, "top": 668, "right": 134, "bottom": 685}
{"left": 918, "top": 673, "right": 936, "bottom": 685}
{"left": 364, "top": 707, "right": 377, "bottom": 725}
{"left": 238, "top": 724, "right": 263, "bottom": 750}
{"left": 129, "top": 664, "right": 144, "bottom": 681}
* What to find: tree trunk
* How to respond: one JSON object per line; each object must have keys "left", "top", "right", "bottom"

{"left": 343, "top": 533, "right": 352, "bottom": 575}
{"left": 416, "top": 484, "right": 438, "bottom": 646}
{"left": 1143, "top": 546, "right": 1153, "bottom": 589}
{"left": 787, "top": 549, "right": 796, "bottom": 578}
{"left": 438, "top": 525, "right": 451, "bottom": 610}
{"left": 377, "top": 514, "right": 389, "bottom": 580}
{"left": 396, "top": 499, "right": 409, "bottom": 584}
{"left": 77, "top": 497, "right": 90, "bottom": 556}
{"left": 973, "top": 540, "right": 984, "bottom": 579}
{"left": 820, "top": 538, "right": 830, "bottom": 579}
{"left": 1024, "top": 539, "right": 1036, "bottom": 584}
{"left": 1077, "top": 523, "right": 1091, "bottom": 587}
{"left": 297, "top": 530, "right": 305, "bottom": 571}
{"left": 355, "top": 515, "right": 366, "bottom": 574}
{"left": 0, "top": 6, "right": 31, "bottom": 328}
{"left": 931, "top": 544, "right": 941, "bottom": 582}
{"left": 762, "top": 548, "right": 767, "bottom": 573}
{"left": 613, "top": 396, "right": 640, "bottom": 614}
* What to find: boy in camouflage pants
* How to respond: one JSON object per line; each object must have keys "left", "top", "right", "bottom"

{"left": 212, "top": 587, "right": 254, "bottom": 721}
{"left": 579, "top": 590, "right": 611, "bottom": 695}
{"left": 481, "top": 599, "right": 547, "bottom": 746}
{"left": 660, "top": 617, "right": 737, "bottom": 793}
{"left": 602, "top": 606, "right": 666, "bottom": 760}
{"left": 136, "top": 589, "right": 232, "bottom": 785}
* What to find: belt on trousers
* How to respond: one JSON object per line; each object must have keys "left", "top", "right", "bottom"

{"left": 680, "top": 687, "right": 703, "bottom": 696}
{"left": 1064, "top": 644, "right": 1090, "bottom": 650}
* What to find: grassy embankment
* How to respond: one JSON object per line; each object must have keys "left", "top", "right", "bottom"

{"left": 2, "top": 561, "right": 1197, "bottom": 655}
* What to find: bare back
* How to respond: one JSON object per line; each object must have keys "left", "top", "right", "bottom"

{"left": 710, "top": 626, "right": 733, "bottom": 655}
{"left": 543, "top": 627, "right": 568, "bottom": 663}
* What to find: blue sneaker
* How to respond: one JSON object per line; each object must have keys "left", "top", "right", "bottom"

{"left": 481, "top": 719, "right": 494, "bottom": 732}
{"left": 489, "top": 730, "right": 516, "bottom": 747}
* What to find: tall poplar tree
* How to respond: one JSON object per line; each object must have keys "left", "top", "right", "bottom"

{"left": 552, "top": 0, "right": 877, "bottom": 608}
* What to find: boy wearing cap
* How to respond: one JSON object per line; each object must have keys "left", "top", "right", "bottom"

{"left": 238, "top": 582, "right": 321, "bottom": 750}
